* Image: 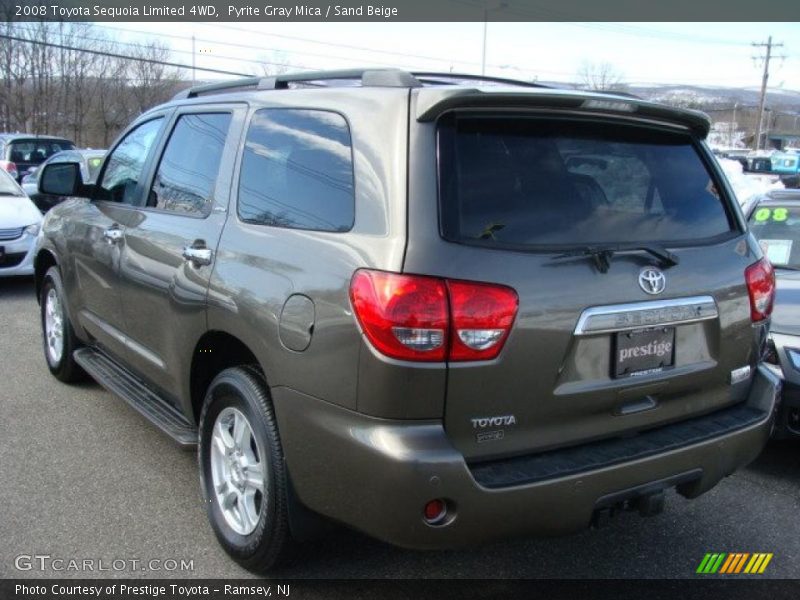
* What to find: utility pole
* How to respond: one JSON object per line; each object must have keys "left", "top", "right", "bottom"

{"left": 752, "top": 36, "right": 785, "bottom": 151}
{"left": 481, "top": 10, "right": 487, "bottom": 76}
{"left": 480, "top": 1, "right": 507, "bottom": 77}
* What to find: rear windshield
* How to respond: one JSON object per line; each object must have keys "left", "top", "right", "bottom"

{"left": 437, "top": 115, "right": 734, "bottom": 249}
{"left": 8, "top": 140, "right": 75, "bottom": 165}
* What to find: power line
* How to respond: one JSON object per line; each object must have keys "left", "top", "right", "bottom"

{"left": 11, "top": 24, "right": 315, "bottom": 73}
{"left": 448, "top": 0, "right": 751, "bottom": 46}
{"left": 0, "top": 34, "right": 251, "bottom": 77}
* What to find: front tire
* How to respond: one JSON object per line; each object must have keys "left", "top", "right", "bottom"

{"left": 40, "top": 266, "right": 85, "bottom": 383}
{"left": 198, "top": 366, "right": 292, "bottom": 573}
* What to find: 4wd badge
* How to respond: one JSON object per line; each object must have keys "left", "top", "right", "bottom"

{"left": 472, "top": 415, "right": 516, "bottom": 443}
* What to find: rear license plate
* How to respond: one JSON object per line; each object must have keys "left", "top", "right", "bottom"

{"left": 614, "top": 327, "right": 675, "bottom": 378}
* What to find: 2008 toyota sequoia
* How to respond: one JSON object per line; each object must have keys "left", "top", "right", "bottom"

{"left": 33, "top": 69, "right": 780, "bottom": 572}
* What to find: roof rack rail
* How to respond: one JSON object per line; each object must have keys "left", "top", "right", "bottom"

{"left": 173, "top": 68, "right": 422, "bottom": 99}
{"left": 412, "top": 72, "right": 549, "bottom": 89}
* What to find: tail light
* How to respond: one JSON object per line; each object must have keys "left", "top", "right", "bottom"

{"left": 447, "top": 280, "right": 519, "bottom": 361}
{"left": 745, "top": 258, "right": 775, "bottom": 322}
{"left": 349, "top": 270, "right": 448, "bottom": 362}
{"left": 0, "top": 160, "right": 17, "bottom": 177}
{"left": 350, "top": 269, "right": 518, "bottom": 362}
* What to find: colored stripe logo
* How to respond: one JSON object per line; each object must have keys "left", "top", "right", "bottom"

{"left": 696, "top": 553, "right": 773, "bottom": 574}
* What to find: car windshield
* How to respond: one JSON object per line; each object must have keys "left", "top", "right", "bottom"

{"left": 748, "top": 203, "right": 800, "bottom": 270}
{"left": 438, "top": 114, "right": 735, "bottom": 249}
{"left": 0, "top": 169, "right": 23, "bottom": 195}
{"left": 86, "top": 156, "right": 104, "bottom": 182}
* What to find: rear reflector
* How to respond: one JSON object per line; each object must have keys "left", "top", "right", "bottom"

{"left": 350, "top": 270, "right": 518, "bottom": 362}
{"left": 745, "top": 258, "right": 775, "bottom": 322}
{"left": 423, "top": 498, "right": 447, "bottom": 524}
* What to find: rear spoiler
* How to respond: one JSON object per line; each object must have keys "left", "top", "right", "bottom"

{"left": 415, "top": 89, "right": 711, "bottom": 139}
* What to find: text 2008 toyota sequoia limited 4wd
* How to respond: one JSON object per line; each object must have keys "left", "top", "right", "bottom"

{"left": 33, "top": 69, "right": 780, "bottom": 572}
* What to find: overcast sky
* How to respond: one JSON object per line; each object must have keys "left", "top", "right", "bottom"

{"left": 97, "top": 21, "right": 799, "bottom": 90}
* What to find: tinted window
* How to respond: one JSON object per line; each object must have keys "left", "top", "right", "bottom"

{"left": 748, "top": 203, "right": 800, "bottom": 269}
{"left": 96, "top": 118, "right": 163, "bottom": 204}
{"left": 238, "top": 109, "right": 354, "bottom": 232}
{"left": 148, "top": 113, "right": 232, "bottom": 215}
{"left": 8, "top": 140, "right": 75, "bottom": 165}
{"left": 438, "top": 115, "right": 733, "bottom": 248}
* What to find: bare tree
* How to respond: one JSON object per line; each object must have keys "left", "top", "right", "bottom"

{"left": 258, "top": 50, "right": 294, "bottom": 77}
{"left": 577, "top": 61, "right": 627, "bottom": 92}
{"left": 128, "top": 40, "right": 181, "bottom": 114}
{"left": 0, "top": 21, "right": 185, "bottom": 147}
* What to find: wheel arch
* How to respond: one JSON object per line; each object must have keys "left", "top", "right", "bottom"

{"left": 34, "top": 249, "right": 59, "bottom": 302}
{"left": 189, "top": 330, "right": 266, "bottom": 424}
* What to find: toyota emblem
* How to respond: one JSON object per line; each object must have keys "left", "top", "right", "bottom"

{"left": 639, "top": 267, "right": 666, "bottom": 295}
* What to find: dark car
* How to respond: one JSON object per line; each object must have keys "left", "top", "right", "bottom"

{"left": 746, "top": 189, "right": 800, "bottom": 436}
{"left": 22, "top": 149, "right": 106, "bottom": 213}
{"left": 0, "top": 134, "right": 76, "bottom": 183}
{"left": 32, "top": 69, "right": 779, "bottom": 573}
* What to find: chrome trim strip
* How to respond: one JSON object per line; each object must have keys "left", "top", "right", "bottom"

{"left": 574, "top": 295, "right": 718, "bottom": 336}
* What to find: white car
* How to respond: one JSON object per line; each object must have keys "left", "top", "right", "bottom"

{"left": 0, "top": 167, "right": 42, "bottom": 276}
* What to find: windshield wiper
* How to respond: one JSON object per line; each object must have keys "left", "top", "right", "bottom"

{"left": 551, "top": 243, "right": 679, "bottom": 273}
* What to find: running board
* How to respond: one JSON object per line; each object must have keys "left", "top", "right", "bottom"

{"left": 74, "top": 347, "right": 198, "bottom": 447}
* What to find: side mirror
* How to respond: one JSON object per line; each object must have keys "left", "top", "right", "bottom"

{"left": 39, "top": 162, "right": 83, "bottom": 196}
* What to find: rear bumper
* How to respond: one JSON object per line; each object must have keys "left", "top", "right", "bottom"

{"left": 274, "top": 365, "right": 779, "bottom": 550}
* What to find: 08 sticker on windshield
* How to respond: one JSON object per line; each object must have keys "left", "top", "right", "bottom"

{"left": 754, "top": 207, "right": 789, "bottom": 222}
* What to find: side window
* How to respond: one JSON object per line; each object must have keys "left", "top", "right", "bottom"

{"left": 148, "top": 112, "right": 232, "bottom": 215}
{"left": 96, "top": 118, "right": 163, "bottom": 204}
{"left": 238, "top": 109, "right": 355, "bottom": 232}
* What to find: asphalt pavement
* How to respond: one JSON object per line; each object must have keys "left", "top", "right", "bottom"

{"left": 1, "top": 275, "right": 799, "bottom": 580}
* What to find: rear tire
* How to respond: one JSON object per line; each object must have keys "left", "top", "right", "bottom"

{"left": 40, "top": 266, "right": 85, "bottom": 383}
{"left": 198, "top": 366, "right": 292, "bottom": 573}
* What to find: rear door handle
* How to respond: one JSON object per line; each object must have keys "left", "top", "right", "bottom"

{"left": 182, "top": 242, "right": 213, "bottom": 267}
{"left": 103, "top": 226, "right": 123, "bottom": 243}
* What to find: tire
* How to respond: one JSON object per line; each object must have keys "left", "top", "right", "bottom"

{"left": 40, "top": 266, "right": 85, "bottom": 383}
{"left": 198, "top": 366, "right": 292, "bottom": 573}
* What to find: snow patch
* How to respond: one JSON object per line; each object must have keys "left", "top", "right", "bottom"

{"left": 715, "top": 158, "right": 784, "bottom": 205}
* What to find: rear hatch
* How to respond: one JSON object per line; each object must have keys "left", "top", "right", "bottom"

{"left": 405, "top": 93, "right": 763, "bottom": 462}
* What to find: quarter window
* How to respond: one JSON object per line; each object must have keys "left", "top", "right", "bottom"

{"left": 96, "top": 118, "right": 163, "bottom": 205}
{"left": 238, "top": 109, "right": 355, "bottom": 232}
{"left": 148, "top": 113, "right": 232, "bottom": 215}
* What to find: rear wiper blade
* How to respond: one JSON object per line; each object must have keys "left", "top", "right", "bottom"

{"left": 551, "top": 243, "right": 679, "bottom": 273}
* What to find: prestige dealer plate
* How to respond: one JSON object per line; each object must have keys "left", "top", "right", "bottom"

{"left": 614, "top": 327, "right": 675, "bottom": 377}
